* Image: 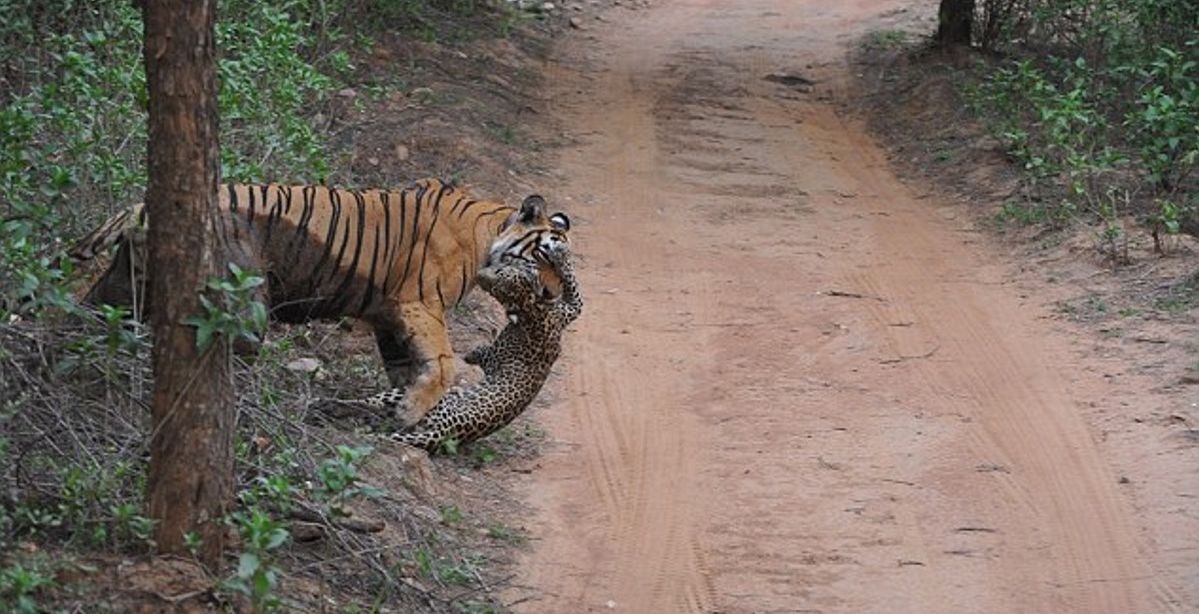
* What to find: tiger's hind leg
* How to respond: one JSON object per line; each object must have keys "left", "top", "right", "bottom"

{"left": 82, "top": 237, "right": 149, "bottom": 317}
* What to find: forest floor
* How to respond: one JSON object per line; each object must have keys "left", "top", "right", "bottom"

{"left": 25, "top": 3, "right": 622, "bottom": 613}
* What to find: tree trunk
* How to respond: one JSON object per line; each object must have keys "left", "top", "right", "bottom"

{"left": 142, "top": 0, "right": 233, "bottom": 569}
{"left": 937, "top": 0, "right": 975, "bottom": 46}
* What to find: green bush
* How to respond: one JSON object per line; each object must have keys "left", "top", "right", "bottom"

{"left": 1130, "top": 46, "right": 1199, "bottom": 191}
{"left": 0, "top": 0, "right": 352, "bottom": 315}
{"left": 964, "top": 1, "right": 1198, "bottom": 244}
{"left": 0, "top": 561, "right": 53, "bottom": 614}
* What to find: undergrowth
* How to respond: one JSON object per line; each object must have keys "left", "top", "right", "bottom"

{"left": 958, "top": 0, "right": 1198, "bottom": 261}
{"left": 0, "top": 0, "right": 539, "bottom": 610}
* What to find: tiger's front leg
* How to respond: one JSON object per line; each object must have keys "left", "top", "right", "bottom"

{"left": 375, "top": 328, "right": 421, "bottom": 389}
{"left": 387, "top": 302, "right": 456, "bottom": 428}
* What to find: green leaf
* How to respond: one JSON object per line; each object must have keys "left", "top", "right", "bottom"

{"left": 266, "top": 527, "right": 288, "bottom": 549}
{"left": 250, "top": 301, "right": 268, "bottom": 332}
{"left": 253, "top": 570, "right": 272, "bottom": 596}
{"left": 194, "top": 323, "right": 214, "bottom": 352}
{"left": 237, "top": 552, "right": 260, "bottom": 579}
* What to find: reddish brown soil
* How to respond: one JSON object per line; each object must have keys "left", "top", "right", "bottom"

{"left": 505, "top": 0, "right": 1199, "bottom": 612}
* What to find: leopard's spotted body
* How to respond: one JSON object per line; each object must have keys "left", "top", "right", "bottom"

{"left": 361, "top": 242, "right": 581, "bottom": 451}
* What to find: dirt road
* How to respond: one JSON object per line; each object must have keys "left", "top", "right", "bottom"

{"left": 509, "top": 1, "right": 1190, "bottom": 611}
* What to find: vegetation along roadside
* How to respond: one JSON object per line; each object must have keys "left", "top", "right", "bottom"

{"left": 853, "top": 0, "right": 1199, "bottom": 388}
{"left": 0, "top": 0, "right": 598, "bottom": 610}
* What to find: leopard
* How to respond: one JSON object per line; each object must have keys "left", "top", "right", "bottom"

{"left": 356, "top": 238, "right": 581, "bottom": 452}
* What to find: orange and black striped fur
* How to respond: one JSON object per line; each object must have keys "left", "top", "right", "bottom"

{"left": 71, "top": 178, "right": 571, "bottom": 425}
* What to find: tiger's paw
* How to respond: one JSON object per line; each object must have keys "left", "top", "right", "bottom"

{"left": 392, "top": 398, "right": 430, "bottom": 430}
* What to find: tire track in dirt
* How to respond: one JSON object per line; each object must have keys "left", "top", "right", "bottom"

{"left": 507, "top": 0, "right": 1183, "bottom": 612}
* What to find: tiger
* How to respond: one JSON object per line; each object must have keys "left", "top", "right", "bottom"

{"left": 70, "top": 178, "right": 571, "bottom": 426}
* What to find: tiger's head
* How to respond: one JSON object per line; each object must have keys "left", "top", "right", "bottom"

{"left": 486, "top": 194, "right": 571, "bottom": 298}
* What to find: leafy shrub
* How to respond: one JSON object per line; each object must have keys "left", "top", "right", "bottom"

{"left": 224, "top": 507, "right": 290, "bottom": 611}
{"left": 0, "top": 561, "right": 52, "bottom": 614}
{"left": 0, "top": 0, "right": 352, "bottom": 314}
{"left": 216, "top": 2, "right": 350, "bottom": 183}
{"left": 185, "top": 263, "right": 269, "bottom": 354}
{"left": 316, "top": 444, "right": 384, "bottom": 516}
{"left": 1129, "top": 46, "right": 1199, "bottom": 191}
{"left": 964, "top": 1, "right": 1199, "bottom": 247}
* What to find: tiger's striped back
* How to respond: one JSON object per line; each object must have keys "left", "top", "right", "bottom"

{"left": 72, "top": 178, "right": 563, "bottom": 322}
{"left": 226, "top": 179, "right": 517, "bottom": 322}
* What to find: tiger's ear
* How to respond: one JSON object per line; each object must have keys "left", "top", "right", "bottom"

{"left": 520, "top": 195, "right": 546, "bottom": 222}
{"left": 550, "top": 212, "right": 571, "bottom": 231}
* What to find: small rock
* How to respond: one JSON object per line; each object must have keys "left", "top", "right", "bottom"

{"left": 569, "top": 16, "right": 583, "bottom": 28}
{"left": 336, "top": 87, "right": 357, "bottom": 98}
{"left": 285, "top": 357, "right": 321, "bottom": 373}
{"left": 367, "top": 157, "right": 379, "bottom": 166}
{"left": 542, "top": 1, "right": 555, "bottom": 10}
{"left": 292, "top": 522, "right": 326, "bottom": 542}
{"left": 606, "top": 601, "right": 617, "bottom": 609}
{"left": 395, "top": 144, "right": 410, "bottom": 161}
{"left": 401, "top": 577, "right": 431, "bottom": 594}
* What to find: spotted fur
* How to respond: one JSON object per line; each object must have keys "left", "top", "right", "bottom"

{"left": 357, "top": 241, "right": 581, "bottom": 451}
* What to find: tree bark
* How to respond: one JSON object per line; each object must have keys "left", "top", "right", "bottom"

{"left": 142, "top": 0, "right": 232, "bottom": 569}
{"left": 937, "top": 0, "right": 975, "bottom": 46}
